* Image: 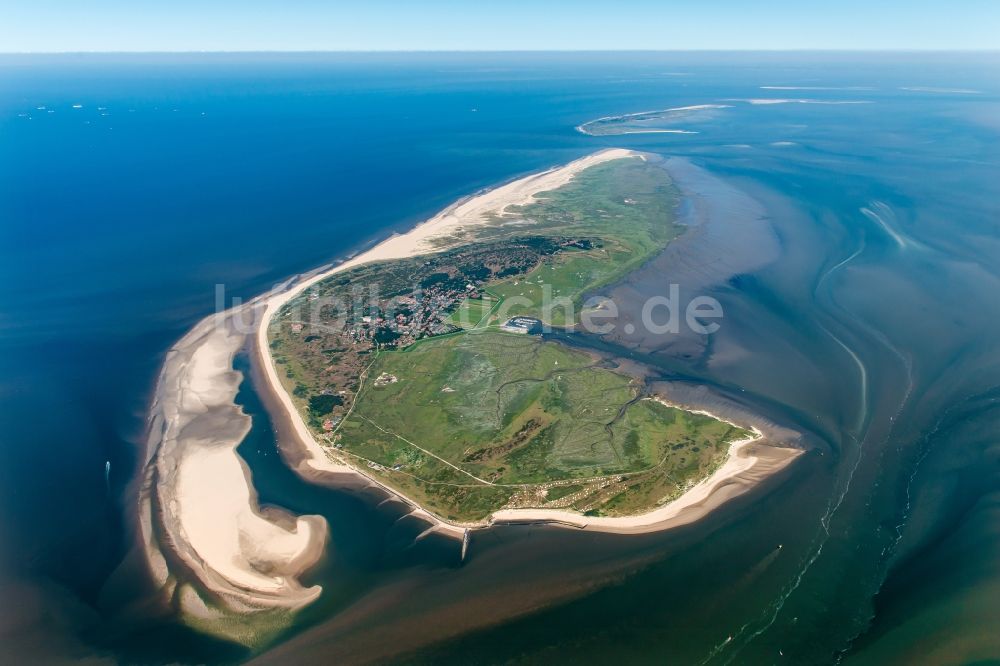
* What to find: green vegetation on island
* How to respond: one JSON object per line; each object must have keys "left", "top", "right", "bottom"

{"left": 268, "top": 156, "right": 750, "bottom": 523}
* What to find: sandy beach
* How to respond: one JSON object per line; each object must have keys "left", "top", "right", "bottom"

{"left": 487, "top": 393, "right": 803, "bottom": 533}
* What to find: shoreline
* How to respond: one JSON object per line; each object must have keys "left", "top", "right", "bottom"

{"left": 575, "top": 104, "right": 730, "bottom": 135}
{"left": 253, "top": 147, "right": 801, "bottom": 536}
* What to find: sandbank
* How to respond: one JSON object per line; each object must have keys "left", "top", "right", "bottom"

{"left": 139, "top": 306, "right": 327, "bottom": 642}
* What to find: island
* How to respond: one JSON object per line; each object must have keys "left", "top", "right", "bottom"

{"left": 263, "top": 149, "right": 777, "bottom": 524}
{"left": 140, "top": 148, "right": 801, "bottom": 646}
{"left": 575, "top": 105, "right": 730, "bottom": 136}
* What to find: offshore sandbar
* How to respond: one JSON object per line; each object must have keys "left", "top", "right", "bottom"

{"left": 139, "top": 306, "right": 327, "bottom": 644}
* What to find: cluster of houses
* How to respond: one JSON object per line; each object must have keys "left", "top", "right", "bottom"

{"left": 346, "top": 281, "right": 483, "bottom": 348}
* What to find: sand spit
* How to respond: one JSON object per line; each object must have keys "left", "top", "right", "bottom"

{"left": 340, "top": 147, "right": 639, "bottom": 267}
{"left": 731, "top": 98, "right": 873, "bottom": 106}
{"left": 139, "top": 305, "right": 327, "bottom": 644}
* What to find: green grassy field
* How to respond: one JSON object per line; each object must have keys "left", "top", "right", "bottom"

{"left": 331, "top": 331, "right": 747, "bottom": 522}
{"left": 443, "top": 294, "right": 498, "bottom": 329}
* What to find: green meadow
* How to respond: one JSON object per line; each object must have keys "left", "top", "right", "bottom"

{"left": 335, "top": 331, "right": 747, "bottom": 522}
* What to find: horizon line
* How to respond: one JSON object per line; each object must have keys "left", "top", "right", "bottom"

{"left": 3, "top": 48, "right": 1000, "bottom": 55}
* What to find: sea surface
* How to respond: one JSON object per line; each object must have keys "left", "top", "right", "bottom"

{"left": 1, "top": 52, "right": 999, "bottom": 663}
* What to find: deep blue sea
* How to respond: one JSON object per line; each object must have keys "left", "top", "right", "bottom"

{"left": 1, "top": 52, "right": 999, "bottom": 663}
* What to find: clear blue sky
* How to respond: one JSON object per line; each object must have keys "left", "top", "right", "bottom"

{"left": 3, "top": 0, "right": 998, "bottom": 53}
